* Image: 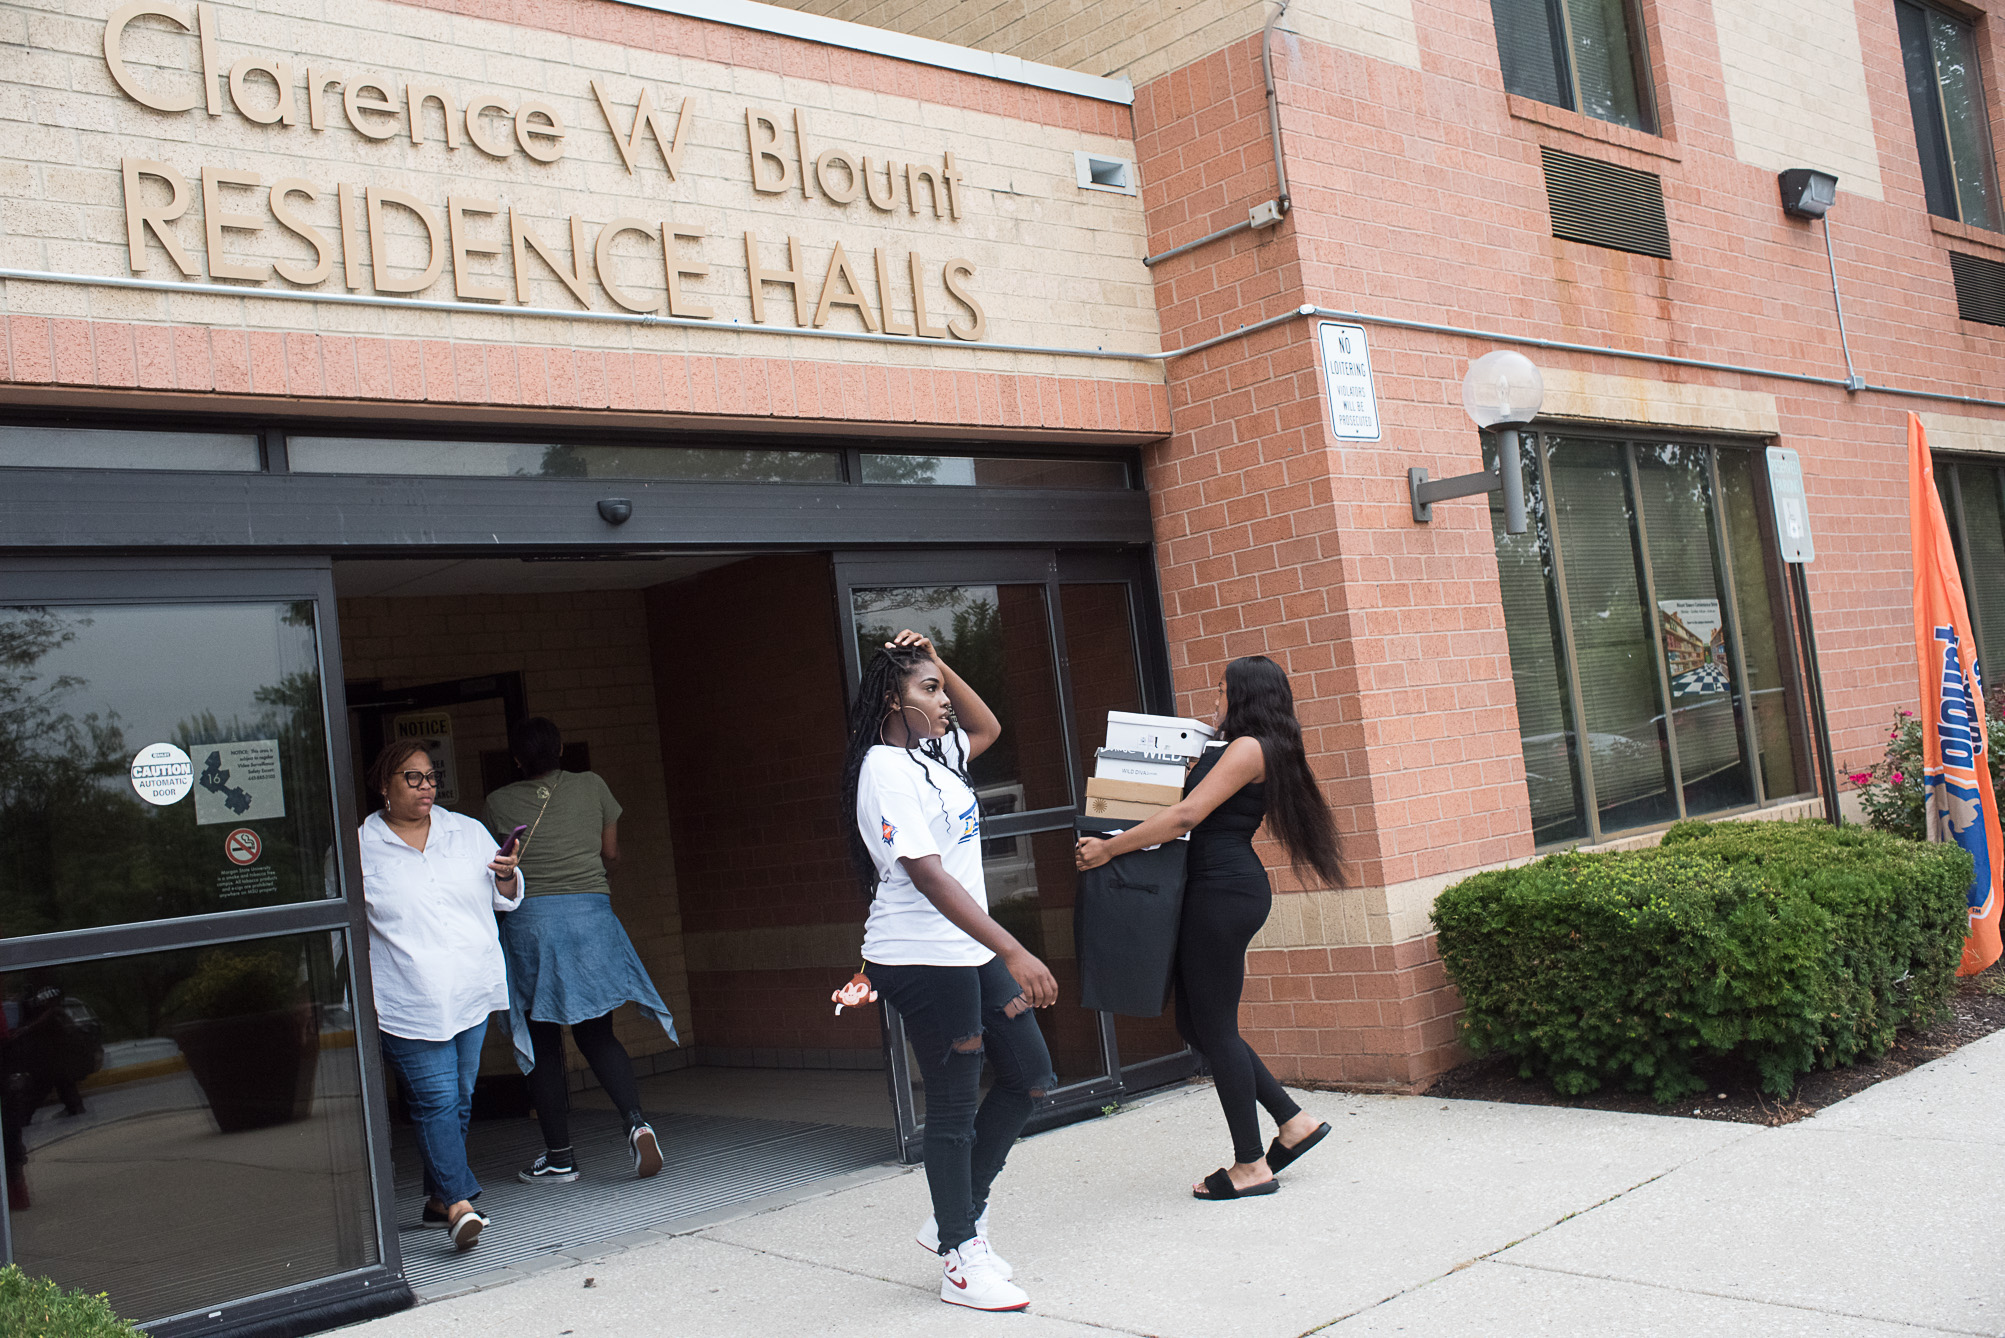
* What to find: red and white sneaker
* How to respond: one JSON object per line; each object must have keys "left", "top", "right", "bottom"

{"left": 940, "top": 1239, "right": 1027, "bottom": 1312}
{"left": 917, "top": 1207, "right": 1012, "bottom": 1278}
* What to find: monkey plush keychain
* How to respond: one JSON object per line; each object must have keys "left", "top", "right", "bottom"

{"left": 831, "top": 965, "right": 877, "bottom": 1015}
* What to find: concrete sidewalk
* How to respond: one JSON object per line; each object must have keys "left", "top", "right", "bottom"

{"left": 347, "top": 1032, "right": 2005, "bottom": 1337}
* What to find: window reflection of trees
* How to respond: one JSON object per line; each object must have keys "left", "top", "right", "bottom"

{"left": 0, "top": 604, "right": 334, "bottom": 942}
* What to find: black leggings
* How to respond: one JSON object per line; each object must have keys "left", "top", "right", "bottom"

{"left": 527, "top": 1011, "right": 644, "bottom": 1150}
{"left": 1174, "top": 875, "right": 1302, "bottom": 1165}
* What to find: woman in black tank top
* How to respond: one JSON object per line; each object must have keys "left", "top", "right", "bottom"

{"left": 1076, "top": 656, "right": 1344, "bottom": 1200}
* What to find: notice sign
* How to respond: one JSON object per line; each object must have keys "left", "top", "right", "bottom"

{"left": 1659, "top": 599, "right": 1731, "bottom": 697}
{"left": 130, "top": 742, "right": 194, "bottom": 806}
{"left": 1764, "top": 447, "right": 1816, "bottom": 563}
{"left": 389, "top": 712, "right": 460, "bottom": 807}
{"left": 193, "top": 740, "right": 286, "bottom": 826}
{"left": 1317, "top": 321, "right": 1381, "bottom": 441}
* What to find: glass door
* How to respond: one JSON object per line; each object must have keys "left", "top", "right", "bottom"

{"left": 0, "top": 561, "right": 398, "bottom": 1333}
{"left": 833, "top": 551, "right": 1192, "bottom": 1159}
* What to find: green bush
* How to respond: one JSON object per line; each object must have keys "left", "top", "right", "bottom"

{"left": 0, "top": 1266, "right": 139, "bottom": 1338}
{"left": 1431, "top": 820, "right": 1971, "bottom": 1102}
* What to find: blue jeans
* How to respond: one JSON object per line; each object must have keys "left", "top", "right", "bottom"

{"left": 380, "top": 1021, "right": 486, "bottom": 1206}
{"left": 868, "top": 957, "right": 1055, "bottom": 1253}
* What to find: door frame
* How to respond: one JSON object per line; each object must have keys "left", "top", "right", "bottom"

{"left": 0, "top": 557, "right": 408, "bottom": 1333}
{"left": 832, "top": 548, "right": 1196, "bottom": 1161}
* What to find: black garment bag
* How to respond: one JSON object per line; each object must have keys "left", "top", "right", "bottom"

{"left": 1073, "top": 816, "right": 1187, "bottom": 1017}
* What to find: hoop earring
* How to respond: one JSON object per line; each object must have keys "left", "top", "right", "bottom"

{"left": 878, "top": 703, "right": 929, "bottom": 748}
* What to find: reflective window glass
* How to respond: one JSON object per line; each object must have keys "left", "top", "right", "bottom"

{"left": 1490, "top": 433, "right": 1588, "bottom": 845}
{"left": 1634, "top": 443, "right": 1755, "bottom": 815}
{"left": 1719, "top": 452, "right": 1808, "bottom": 800}
{"left": 1496, "top": 436, "right": 1812, "bottom": 845}
{"left": 1058, "top": 583, "right": 1146, "bottom": 784}
{"left": 288, "top": 437, "right": 840, "bottom": 482}
{"left": 1490, "top": 0, "right": 1655, "bottom": 132}
{"left": 858, "top": 455, "right": 1129, "bottom": 489}
{"left": 0, "top": 602, "right": 338, "bottom": 938}
{"left": 0, "top": 426, "right": 259, "bottom": 472}
{"left": 1953, "top": 464, "right": 2005, "bottom": 685}
{"left": 1547, "top": 438, "right": 1678, "bottom": 831}
{"left": 1898, "top": 0, "right": 2003, "bottom": 232}
{"left": 851, "top": 585, "right": 1071, "bottom": 816}
{"left": 2, "top": 931, "right": 376, "bottom": 1323}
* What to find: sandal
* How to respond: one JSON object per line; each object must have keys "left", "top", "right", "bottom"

{"left": 1193, "top": 1168, "right": 1279, "bottom": 1200}
{"left": 1265, "top": 1121, "right": 1332, "bottom": 1173}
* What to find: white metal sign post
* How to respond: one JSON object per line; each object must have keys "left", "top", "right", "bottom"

{"left": 1765, "top": 446, "right": 1838, "bottom": 824}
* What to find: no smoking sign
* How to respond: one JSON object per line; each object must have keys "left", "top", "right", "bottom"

{"left": 224, "top": 828, "right": 263, "bottom": 867}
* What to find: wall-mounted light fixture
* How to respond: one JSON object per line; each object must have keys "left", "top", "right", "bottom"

{"left": 1778, "top": 168, "right": 1839, "bottom": 219}
{"left": 1408, "top": 350, "right": 1541, "bottom": 535}
{"left": 1778, "top": 167, "right": 1863, "bottom": 389}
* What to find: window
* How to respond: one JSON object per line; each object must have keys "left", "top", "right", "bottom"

{"left": 0, "top": 425, "right": 260, "bottom": 471}
{"left": 1490, "top": 432, "right": 1812, "bottom": 845}
{"left": 1936, "top": 459, "right": 2005, "bottom": 682}
{"left": 856, "top": 454, "right": 1131, "bottom": 489}
{"left": 1898, "top": 0, "right": 2003, "bottom": 232}
{"left": 287, "top": 437, "right": 841, "bottom": 482}
{"left": 1491, "top": 0, "right": 1656, "bottom": 132}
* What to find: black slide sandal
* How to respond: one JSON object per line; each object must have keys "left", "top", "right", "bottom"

{"left": 1193, "top": 1168, "right": 1280, "bottom": 1200}
{"left": 1266, "top": 1121, "right": 1332, "bottom": 1173}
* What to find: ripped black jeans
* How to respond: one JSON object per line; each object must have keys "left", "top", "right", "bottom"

{"left": 868, "top": 956, "right": 1056, "bottom": 1253}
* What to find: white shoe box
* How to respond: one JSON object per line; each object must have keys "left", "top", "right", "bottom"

{"left": 1104, "top": 710, "right": 1215, "bottom": 758}
{"left": 1093, "top": 749, "right": 1190, "bottom": 785}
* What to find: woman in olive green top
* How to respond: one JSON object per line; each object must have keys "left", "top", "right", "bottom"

{"left": 485, "top": 718, "right": 677, "bottom": 1186}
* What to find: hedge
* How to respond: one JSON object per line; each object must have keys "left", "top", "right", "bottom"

{"left": 0, "top": 1267, "right": 139, "bottom": 1338}
{"left": 1430, "top": 820, "right": 1971, "bottom": 1102}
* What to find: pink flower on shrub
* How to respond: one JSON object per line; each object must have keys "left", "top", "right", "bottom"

{"left": 1848, "top": 772, "right": 1871, "bottom": 786}
{"left": 1891, "top": 772, "right": 1905, "bottom": 784}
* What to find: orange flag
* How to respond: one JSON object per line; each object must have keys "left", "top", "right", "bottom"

{"left": 1909, "top": 413, "right": 2002, "bottom": 975}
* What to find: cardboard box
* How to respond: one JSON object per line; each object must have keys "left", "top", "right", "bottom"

{"left": 1105, "top": 710, "right": 1215, "bottom": 758}
{"left": 1084, "top": 795, "right": 1171, "bottom": 820}
{"left": 1094, "top": 750, "right": 1190, "bottom": 785}
{"left": 1085, "top": 776, "right": 1183, "bottom": 807}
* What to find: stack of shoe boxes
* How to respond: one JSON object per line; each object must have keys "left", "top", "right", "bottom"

{"left": 1083, "top": 711, "right": 1213, "bottom": 819}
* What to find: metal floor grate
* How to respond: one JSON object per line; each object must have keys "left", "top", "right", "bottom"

{"left": 392, "top": 1109, "right": 897, "bottom": 1289}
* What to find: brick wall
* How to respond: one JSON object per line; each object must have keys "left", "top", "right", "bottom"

{"left": 339, "top": 587, "right": 689, "bottom": 1077}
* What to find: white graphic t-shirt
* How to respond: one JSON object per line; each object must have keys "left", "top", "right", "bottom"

{"left": 857, "top": 729, "right": 994, "bottom": 967}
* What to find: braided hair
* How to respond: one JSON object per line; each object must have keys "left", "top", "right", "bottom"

{"left": 840, "top": 645, "right": 972, "bottom": 895}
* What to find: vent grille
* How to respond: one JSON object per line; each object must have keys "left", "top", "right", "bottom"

{"left": 1950, "top": 250, "right": 2005, "bottom": 326}
{"left": 1540, "top": 146, "right": 1672, "bottom": 259}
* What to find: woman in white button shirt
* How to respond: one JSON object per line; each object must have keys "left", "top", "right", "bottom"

{"left": 359, "top": 740, "right": 523, "bottom": 1251}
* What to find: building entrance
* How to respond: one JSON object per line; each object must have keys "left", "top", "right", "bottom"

{"left": 328, "top": 546, "right": 1193, "bottom": 1291}
{"left": 0, "top": 417, "right": 1184, "bottom": 1333}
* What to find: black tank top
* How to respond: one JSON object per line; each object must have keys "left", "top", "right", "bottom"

{"left": 1184, "top": 741, "right": 1268, "bottom": 881}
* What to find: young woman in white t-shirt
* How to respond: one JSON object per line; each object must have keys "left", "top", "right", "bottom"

{"left": 839, "top": 629, "right": 1058, "bottom": 1314}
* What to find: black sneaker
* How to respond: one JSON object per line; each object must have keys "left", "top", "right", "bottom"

{"left": 518, "top": 1150, "right": 580, "bottom": 1184}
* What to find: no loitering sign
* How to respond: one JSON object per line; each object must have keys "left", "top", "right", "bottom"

{"left": 1317, "top": 321, "right": 1381, "bottom": 441}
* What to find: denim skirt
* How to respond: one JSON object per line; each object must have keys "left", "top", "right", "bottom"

{"left": 500, "top": 894, "right": 678, "bottom": 1074}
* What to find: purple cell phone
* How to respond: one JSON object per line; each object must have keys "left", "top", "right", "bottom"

{"left": 498, "top": 824, "right": 529, "bottom": 857}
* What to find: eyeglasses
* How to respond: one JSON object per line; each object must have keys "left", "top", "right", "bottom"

{"left": 399, "top": 770, "right": 441, "bottom": 789}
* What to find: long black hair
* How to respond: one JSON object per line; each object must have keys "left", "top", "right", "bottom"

{"left": 1218, "top": 655, "right": 1344, "bottom": 886}
{"left": 839, "top": 645, "right": 972, "bottom": 894}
